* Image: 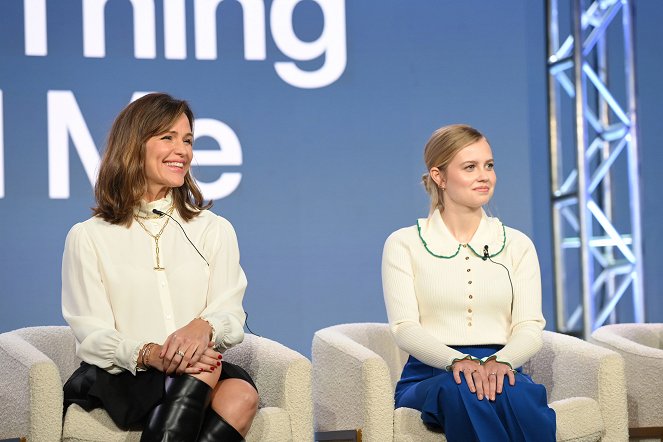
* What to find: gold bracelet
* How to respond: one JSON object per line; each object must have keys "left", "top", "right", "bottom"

{"left": 141, "top": 343, "right": 156, "bottom": 369}
{"left": 140, "top": 344, "right": 148, "bottom": 369}
{"left": 145, "top": 343, "right": 156, "bottom": 368}
{"left": 137, "top": 344, "right": 146, "bottom": 370}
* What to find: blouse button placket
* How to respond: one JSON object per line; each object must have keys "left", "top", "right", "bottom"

{"left": 157, "top": 272, "right": 176, "bottom": 331}
{"left": 467, "top": 297, "right": 473, "bottom": 327}
{"left": 464, "top": 246, "right": 473, "bottom": 327}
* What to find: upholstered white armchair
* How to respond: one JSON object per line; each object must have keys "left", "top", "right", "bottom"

{"left": 590, "top": 323, "right": 663, "bottom": 439}
{"left": 313, "top": 323, "right": 628, "bottom": 442}
{"left": 0, "top": 326, "right": 313, "bottom": 442}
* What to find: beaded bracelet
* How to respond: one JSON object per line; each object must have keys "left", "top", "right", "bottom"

{"left": 137, "top": 344, "right": 146, "bottom": 370}
{"left": 139, "top": 342, "right": 157, "bottom": 369}
{"left": 137, "top": 346, "right": 146, "bottom": 370}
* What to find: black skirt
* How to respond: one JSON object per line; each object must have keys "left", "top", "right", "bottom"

{"left": 63, "top": 361, "right": 257, "bottom": 430}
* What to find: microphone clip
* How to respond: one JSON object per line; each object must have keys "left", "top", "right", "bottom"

{"left": 482, "top": 245, "right": 489, "bottom": 261}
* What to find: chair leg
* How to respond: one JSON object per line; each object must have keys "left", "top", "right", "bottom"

{"left": 314, "top": 429, "right": 362, "bottom": 441}
{"left": 140, "top": 375, "right": 212, "bottom": 442}
{"left": 629, "top": 426, "right": 663, "bottom": 440}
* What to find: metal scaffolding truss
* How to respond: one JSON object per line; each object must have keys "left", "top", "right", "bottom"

{"left": 546, "top": 0, "right": 644, "bottom": 338}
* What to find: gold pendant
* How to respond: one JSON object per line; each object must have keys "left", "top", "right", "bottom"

{"left": 134, "top": 207, "right": 173, "bottom": 272}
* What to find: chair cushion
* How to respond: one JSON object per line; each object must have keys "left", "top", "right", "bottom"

{"left": 245, "top": 407, "right": 293, "bottom": 441}
{"left": 393, "top": 407, "right": 445, "bottom": 442}
{"left": 393, "top": 397, "right": 603, "bottom": 442}
{"left": 62, "top": 404, "right": 141, "bottom": 441}
{"left": 62, "top": 404, "right": 291, "bottom": 442}
{"left": 550, "top": 397, "right": 603, "bottom": 442}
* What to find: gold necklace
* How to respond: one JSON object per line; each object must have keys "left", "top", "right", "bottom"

{"left": 134, "top": 211, "right": 163, "bottom": 220}
{"left": 133, "top": 206, "right": 175, "bottom": 271}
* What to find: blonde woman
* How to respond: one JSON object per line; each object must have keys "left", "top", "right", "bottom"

{"left": 382, "top": 124, "right": 555, "bottom": 441}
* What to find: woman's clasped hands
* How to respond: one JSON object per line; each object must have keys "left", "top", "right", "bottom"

{"left": 144, "top": 318, "right": 222, "bottom": 375}
{"left": 452, "top": 358, "right": 515, "bottom": 401}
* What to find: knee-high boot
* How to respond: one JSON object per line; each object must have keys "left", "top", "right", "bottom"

{"left": 140, "top": 375, "right": 212, "bottom": 442}
{"left": 197, "top": 409, "right": 245, "bottom": 442}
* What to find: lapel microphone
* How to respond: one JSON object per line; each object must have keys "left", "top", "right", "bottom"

{"left": 483, "top": 245, "right": 489, "bottom": 261}
{"left": 152, "top": 209, "right": 209, "bottom": 266}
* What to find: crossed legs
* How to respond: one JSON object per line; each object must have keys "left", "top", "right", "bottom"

{"left": 141, "top": 367, "right": 258, "bottom": 441}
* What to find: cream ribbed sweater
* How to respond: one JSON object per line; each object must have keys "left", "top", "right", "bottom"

{"left": 382, "top": 210, "right": 545, "bottom": 370}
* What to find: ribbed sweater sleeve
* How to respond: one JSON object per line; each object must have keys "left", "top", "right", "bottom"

{"left": 382, "top": 230, "right": 470, "bottom": 369}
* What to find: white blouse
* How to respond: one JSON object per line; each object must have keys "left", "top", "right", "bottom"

{"left": 61, "top": 194, "right": 247, "bottom": 374}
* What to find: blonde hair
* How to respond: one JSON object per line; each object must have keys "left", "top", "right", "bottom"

{"left": 93, "top": 93, "right": 211, "bottom": 226}
{"left": 422, "top": 124, "right": 486, "bottom": 213}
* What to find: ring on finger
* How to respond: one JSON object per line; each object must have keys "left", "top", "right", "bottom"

{"left": 489, "top": 372, "right": 497, "bottom": 376}
{"left": 176, "top": 350, "right": 185, "bottom": 358}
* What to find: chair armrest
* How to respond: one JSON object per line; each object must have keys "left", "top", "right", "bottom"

{"left": 223, "top": 334, "right": 313, "bottom": 441}
{"left": 525, "top": 331, "right": 628, "bottom": 442}
{"left": 591, "top": 325, "right": 663, "bottom": 359}
{"left": 0, "top": 332, "right": 64, "bottom": 441}
{"left": 312, "top": 328, "right": 394, "bottom": 442}
{"left": 591, "top": 325, "right": 663, "bottom": 427}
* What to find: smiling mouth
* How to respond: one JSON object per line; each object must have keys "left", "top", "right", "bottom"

{"left": 164, "top": 161, "right": 184, "bottom": 168}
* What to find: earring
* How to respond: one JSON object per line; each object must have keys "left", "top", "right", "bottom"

{"left": 438, "top": 185, "right": 445, "bottom": 190}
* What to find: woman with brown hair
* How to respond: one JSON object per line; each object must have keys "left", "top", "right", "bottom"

{"left": 61, "top": 92, "right": 257, "bottom": 441}
{"left": 382, "top": 124, "right": 556, "bottom": 441}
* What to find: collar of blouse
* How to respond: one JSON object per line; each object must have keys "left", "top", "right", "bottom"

{"left": 416, "top": 209, "right": 506, "bottom": 259}
{"left": 134, "top": 191, "right": 174, "bottom": 220}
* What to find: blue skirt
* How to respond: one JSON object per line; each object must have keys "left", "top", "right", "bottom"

{"left": 395, "top": 346, "right": 556, "bottom": 442}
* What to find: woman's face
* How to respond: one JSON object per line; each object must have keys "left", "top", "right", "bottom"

{"left": 434, "top": 138, "right": 496, "bottom": 212}
{"left": 143, "top": 113, "right": 193, "bottom": 202}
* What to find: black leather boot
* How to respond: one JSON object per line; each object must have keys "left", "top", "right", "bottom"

{"left": 140, "top": 375, "right": 212, "bottom": 442}
{"left": 197, "top": 409, "right": 245, "bottom": 442}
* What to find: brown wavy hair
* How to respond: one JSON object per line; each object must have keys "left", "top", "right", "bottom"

{"left": 422, "top": 124, "right": 486, "bottom": 214}
{"left": 93, "top": 93, "right": 211, "bottom": 226}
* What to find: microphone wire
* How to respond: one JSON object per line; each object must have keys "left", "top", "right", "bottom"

{"left": 244, "top": 311, "right": 261, "bottom": 337}
{"left": 152, "top": 209, "right": 209, "bottom": 266}
{"left": 483, "top": 245, "right": 515, "bottom": 309}
{"left": 152, "top": 208, "right": 260, "bottom": 336}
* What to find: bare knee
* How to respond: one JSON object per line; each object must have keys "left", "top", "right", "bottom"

{"left": 210, "top": 379, "right": 259, "bottom": 435}
{"left": 217, "top": 383, "right": 257, "bottom": 411}
{"left": 243, "top": 385, "right": 259, "bottom": 413}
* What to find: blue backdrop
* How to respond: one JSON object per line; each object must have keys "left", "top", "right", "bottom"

{"left": 1, "top": 1, "right": 662, "bottom": 357}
